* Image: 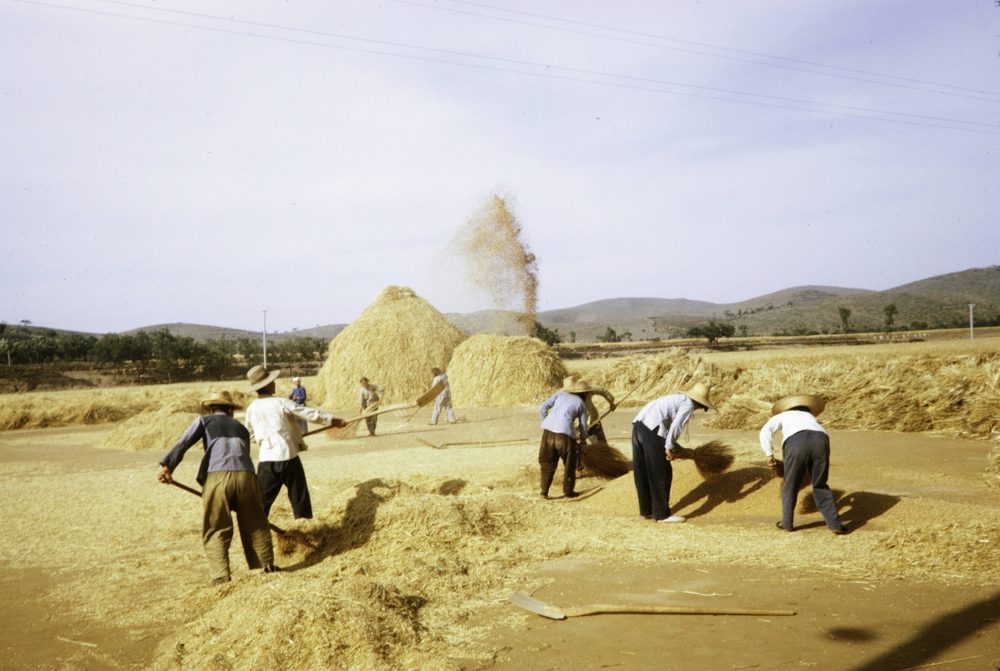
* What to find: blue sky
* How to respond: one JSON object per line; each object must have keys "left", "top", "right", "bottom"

{"left": 3, "top": 0, "right": 998, "bottom": 333}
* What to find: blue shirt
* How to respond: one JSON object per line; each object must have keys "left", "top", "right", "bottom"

{"left": 539, "top": 391, "right": 588, "bottom": 439}
{"left": 290, "top": 385, "right": 307, "bottom": 406}
{"left": 159, "top": 412, "right": 255, "bottom": 484}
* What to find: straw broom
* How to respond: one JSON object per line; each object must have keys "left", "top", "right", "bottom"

{"left": 580, "top": 441, "right": 632, "bottom": 479}
{"left": 672, "top": 441, "right": 735, "bottom": 479}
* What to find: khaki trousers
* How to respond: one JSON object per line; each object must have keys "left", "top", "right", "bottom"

{"left": 202, "top": 470, "right": 274, "bottom": 583}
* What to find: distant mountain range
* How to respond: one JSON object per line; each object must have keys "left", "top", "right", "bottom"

{"left": 100, "top": 265, "right": 1000, "bottom": 343}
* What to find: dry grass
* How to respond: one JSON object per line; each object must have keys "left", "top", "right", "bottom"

{"left": 2, "top": 406, "right": 998, "bottom": 671}
{"left": 314, "top": 286, "right": 466, "bottom": 411}
{"left": 448, "top": 334, "right": 567, "bottom": 407}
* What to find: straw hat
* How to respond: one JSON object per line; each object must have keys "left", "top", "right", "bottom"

{"left": 771, "top": 394, "right": 826, "bottom": 417}
{"left": 562, "top": 376, "right": 596, "bottom": 394}
{"left": 683, "top": 382, "right": 714, "bottom": 410}
{"left": 200, "top": 390, "right": 241, "bottom": 411}
{"left": 246, "top": 365, "right": 281, "bottom": 392}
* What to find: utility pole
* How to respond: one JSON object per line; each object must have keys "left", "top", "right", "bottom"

{"left": 262, "top": 309, "right": 268, "bottom": 368}
{"left": 969, "top": 304, "right": 975, "bottom": 340}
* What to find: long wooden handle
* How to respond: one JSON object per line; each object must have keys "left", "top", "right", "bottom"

{"left": 564, "top": 604, "right": 796, "bottom": 617}
{"left": 302, "top": 402, "right": 417, "bottom": 437}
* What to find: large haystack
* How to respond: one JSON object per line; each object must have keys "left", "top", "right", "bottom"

{"left": 448, "top": 334, "right": 566, "bottom": 407}
{"left": 315, "top": 286, "right": 466, "bottom": 410}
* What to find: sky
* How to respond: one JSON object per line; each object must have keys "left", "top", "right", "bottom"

{"left": 2, "top": 0, "right": 999, "bottom": 334}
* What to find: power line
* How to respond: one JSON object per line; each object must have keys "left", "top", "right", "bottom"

{"left": 13, "top": 0, "right": 1000, "bottom": 135}
{"left": 418, "top": 0, "right": 1000, "bottom": 100}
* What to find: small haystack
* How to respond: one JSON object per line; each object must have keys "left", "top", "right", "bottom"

{"left": 315, "top": 287, "right": 466, "bottom": 410}
{"left": 97, "top": 406, "right": 199, "bottom": 452}
{"left": 448, "top": 334, "right": 567, "bottom": 407}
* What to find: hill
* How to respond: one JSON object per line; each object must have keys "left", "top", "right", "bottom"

{"left": 19, "top": 265, "right": 1000, "bottom": 343}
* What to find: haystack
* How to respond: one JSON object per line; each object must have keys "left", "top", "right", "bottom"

{"left": 97, "top": 406, "right": 199, "bottom": 452}
{"left": 448, "top": 334, "right": 567, "bottom": 407}
{"left": 315, "top": 286, "right": 466, "bottom": 410}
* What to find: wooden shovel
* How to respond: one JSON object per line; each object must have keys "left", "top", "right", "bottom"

{"left": 509, "top": 591, "right": 796, "bottom": 620}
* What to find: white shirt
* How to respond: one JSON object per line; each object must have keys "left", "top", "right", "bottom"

{"left": 758, "top": 410, "right": 827, "bottom": 457}
{"left": 245, "top": 395, "right": 333, "bottom": 462}
{"left": 633, "top": 393, "right": 695, "bottom": 451}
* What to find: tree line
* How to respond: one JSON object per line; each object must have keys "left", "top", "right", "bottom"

{"left": 0, "top": 323, "right": 326, "bottom": 381}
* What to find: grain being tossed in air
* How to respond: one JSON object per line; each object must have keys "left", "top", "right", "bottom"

{"left": 448, "top": 334, "right": 566, "bottom": 407}
{"left": 448, "top": 194, "right": 539, "bottom": 335}
{"left": 314, "top": 286, "right": 466, "bottom": 410}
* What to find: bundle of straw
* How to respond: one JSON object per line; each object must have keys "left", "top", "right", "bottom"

{"left": 580, "top": 441, "right": 632, "bottom": 479}
{"left": 672, "top": 441, "right": 735, "bottom": 479}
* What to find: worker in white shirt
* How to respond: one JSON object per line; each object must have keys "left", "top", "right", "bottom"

{"left": 245, "top": 365, "right": 344, "bottom": 519}
{"left": 631, "top": 382, "right": 713, "bottom": 523}
{"left": 759, "top": 394, "right": 848, "bottom": 535}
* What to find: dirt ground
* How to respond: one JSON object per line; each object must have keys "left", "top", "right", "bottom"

{"left": 0, "top": 407, "right": 997, "bottom": 670}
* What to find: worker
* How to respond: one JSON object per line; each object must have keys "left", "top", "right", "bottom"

{"left": 759, "top": 394, "right": 849, "bottom": 534}
{"left": 537, "top": 377, "right": 592, "bottom": 499}
{"left": 157, "top": 390, "right": 277, "bottom": 585}
{"left": 245, "top": 365, "right": 344, "bottom": 519}
{"left": 632, "top": 382, "right": 714, "bottom": 523}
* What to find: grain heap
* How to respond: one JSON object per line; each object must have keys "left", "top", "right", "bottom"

{"left": 314, "top": 286, "right": 466, "bottom": 410}
{"left": 448, "top": 334, "right": 566, "bottom": 406}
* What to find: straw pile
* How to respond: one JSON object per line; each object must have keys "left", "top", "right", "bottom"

{"left": 590, "top": 348, "right": 734, "bottom": 408}
{"left": 314, "top": 286, "right": 466, "bottom": 410}
{"left": 96, "top": 406, "right": 199, "bottom": 452}
{"left": 706, "top": 350, "right": 1000, "bottom": 440}
{"left": 146, "top": 479, "right": 543, "bottom": 670}
{"left": 447, "top": 334, "right": 567, "bottom": 407}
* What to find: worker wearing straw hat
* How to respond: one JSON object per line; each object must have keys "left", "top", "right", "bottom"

{"left": 157, "top": 390, "right": 278, "bottom": 585}
{"left": 631, "top": 382, "right": 714, "bottom": 523}
{"left": 245, "top": 365, "right": 345, "bottom": 519}
{"left": 759, "top": 394, "right": 848, "bottom": 534}
{"left": 537, "top": 376, "right": 593, "bottom": 498}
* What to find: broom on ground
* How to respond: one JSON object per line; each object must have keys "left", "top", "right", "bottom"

{"left": 672, "top": 441, "right": 736, "bottom": 479}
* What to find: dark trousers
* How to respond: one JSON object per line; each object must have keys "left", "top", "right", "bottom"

{"left": 365, "top": 416, "right": 378, "bottom": 435}
{"left": 781, "top": 430, "right": 843, "bottom": 530}
{"left": 632, "top": 421, "right": 674, "bottom": 520}
{"left": 538, "top": 430, "right": 578, "bottom": 497}
{"left": 257, "top": 456, "right": 313, "bottom": 519}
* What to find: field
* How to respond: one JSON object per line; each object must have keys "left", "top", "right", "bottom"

{"left": 0, "top": 336, "right": 998, "bottom": 670}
